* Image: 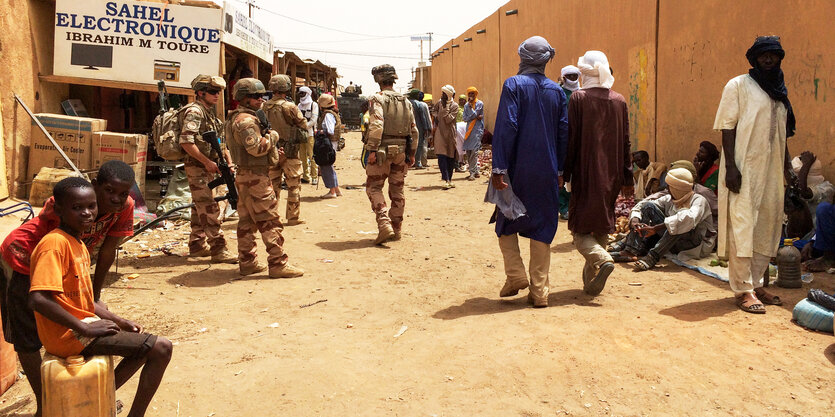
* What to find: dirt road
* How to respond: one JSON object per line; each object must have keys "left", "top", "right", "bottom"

{"left": 2, "top": 131, "right": 834, "bottom": 416}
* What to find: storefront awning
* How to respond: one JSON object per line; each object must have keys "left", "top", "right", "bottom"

{"left": 40, "top": 74, "right": 194, "bottom": 97}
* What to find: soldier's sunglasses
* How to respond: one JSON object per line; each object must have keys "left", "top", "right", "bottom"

{"left": 205, "top": 88, "right": 221, "bottom": 95}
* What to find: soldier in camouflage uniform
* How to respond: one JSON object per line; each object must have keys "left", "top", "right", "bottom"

{"left": 226, "top": 78, "right": 305, "bottom": 278}
{"left": 263, "top": 75, "right": 309, "bottom": 225}
{"left": 179, "top": 74, "right": 237, "bottom": 263}
{"left": 364, "top": 65, "right": 419, "bottom": 245}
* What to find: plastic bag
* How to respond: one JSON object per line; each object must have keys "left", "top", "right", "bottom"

{"left": 484, "top": 174, "right": 527, "bottom": 220}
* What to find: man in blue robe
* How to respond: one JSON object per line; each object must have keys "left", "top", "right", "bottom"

{"left": 490, "top": 36, "right": 568, "bottom": 308}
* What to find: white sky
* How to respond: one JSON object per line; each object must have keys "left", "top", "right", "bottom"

{"left": 219, "top": 0, "right": 509, "bottom": 94}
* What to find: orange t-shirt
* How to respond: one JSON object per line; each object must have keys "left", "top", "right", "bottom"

{"left": 29, "top": 229, "right": 97, "bottom": 357}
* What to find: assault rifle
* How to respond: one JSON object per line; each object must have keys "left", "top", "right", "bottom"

{"left": 255, "top": 108, "right": 270, "bottom": 134}
{"left": 157, "top": 80, "right": 169, "bottom": 113}
{"left": 204, "top": 130, "right": 239, "bottom": 210}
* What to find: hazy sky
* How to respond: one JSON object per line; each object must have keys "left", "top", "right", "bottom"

{"left": 220, "top": 0, "right": 509, "bottom": 94}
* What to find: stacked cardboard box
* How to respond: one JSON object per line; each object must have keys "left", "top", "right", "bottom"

{"left": 28, "top": 114, "right": 106, "bottom": 180}
{"left": 92, "top": 132, "right": 149, "bottom": 191}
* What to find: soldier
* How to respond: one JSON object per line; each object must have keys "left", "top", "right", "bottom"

{"left": 364, "top": 65, "right": 419, "bottom": 245}
{"left": 226, "top": 78, "right": 304, "bottom": 278}
{"left": 263, "top": 74, "right": 309, "bottom": 225}
{"left": 179, "top": 74, "right": 237, "bottom": 263}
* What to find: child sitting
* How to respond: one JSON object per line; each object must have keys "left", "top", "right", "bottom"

{"left": 28, "top": 177, "right": 172, "bottom": 417}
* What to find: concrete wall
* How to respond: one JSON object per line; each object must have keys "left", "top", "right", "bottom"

{"left": 656, "top": 0, "right": 835, "bottom": 178}
{"left": 1, "top": 0, "right": 68, "bottom": 197}
{"left": 430, "top": 0, "right": 835, "bottom": 179}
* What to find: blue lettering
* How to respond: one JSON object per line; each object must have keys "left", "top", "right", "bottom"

{"left": 148, "top": 7, "right": 160, "bottom": 21}
{"left": 56, "top": 12, "right": 69, "bottom": 27}
{"left": 69, "top": 14, "right": 82, "bottom": 29}
{"left": 105, "top": 2, "right": 117, "bottom": 17}
{"left": 193, "top": 27, "right": 206, "bottom": 42}
{"left": 139, "top": 22, "right": 154, "bottom": 36}
{"left": 157, "top": 24, "right": 168, "bottom": 38}
{"left": 177, "top": 26, "right": 192, "bottom": 44}
{"left": 124, "top": 19, "right": 138, "bottom": 35}
{"left": 133, "top": 5, "right": 147, "bottom": 20}
{"left": 97, "top": 17, "right": 110, "bottom": 31}
{"left": 162, "top": 8, "right": 174, "bottom": 23}
{"left": 83, "top": 16, "right": 96, "bottom": 30}
{"left": 112, "top": 18, "right": 124, "bottom": 32}
{"left": 207, "top": 29, "right": 220, "bottom": 43}
{"left": 118, "top": 4, "right": 131, "bottom": 18}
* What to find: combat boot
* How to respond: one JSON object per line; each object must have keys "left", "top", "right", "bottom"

{"left": 374, "top": 223, "right": 395, "bottom": 245}
{"left": 391, "top": 231, "right": 402, "bottom": 241}
{"left": 211, "top": 250, "right": 239, "bottom": 264}
{"left": 269, "top": 263, "right": 305, "bottom": 278}
{"left": 240, "top": 262, "right": 267, "bottom": 276}
{"left": 286, "top": 218, "right": 306, "bottom": 226}
{"left": 189, "top": 247, "right": 211, "bottom": 257}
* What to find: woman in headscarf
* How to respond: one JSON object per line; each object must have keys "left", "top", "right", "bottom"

{"left": 317, "top": 94, "right": 342, "bottom": 198}
{"left": 432, "top": 84, "right": 459, "bottom": 189}
{"left": 693, "top": 140, "right": 720, "bottom": 193}
{"left": 563, "top": 50, "right": 632, "bottom": 296}
{"left": 714, "top": 36, "right": 795, "bottom": 314}
{"left": 462, "top": 86, "right": 484, "bottom": 180}
{"left": 490, "top": 36, "right": 568, "bottom": 308}
{"left": 297, "top": 86, "right": 319, "bottom": 184}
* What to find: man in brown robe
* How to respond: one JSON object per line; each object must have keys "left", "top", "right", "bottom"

{"left": 432, "top": 84, "right": 459, "bottom": 189}
{"left": 564, "top": 50, "right": 634, "bottom": 296}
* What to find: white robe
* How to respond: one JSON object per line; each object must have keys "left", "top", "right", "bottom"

{"left": 713, "top": 74, "right": 787, "bottom": 258}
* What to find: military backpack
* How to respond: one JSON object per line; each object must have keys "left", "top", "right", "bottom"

{"left": 151, "top": 106, "right": 188, "bottom": 160}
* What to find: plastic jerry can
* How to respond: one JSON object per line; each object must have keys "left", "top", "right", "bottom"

{"left": 775, "top": 239, "right": 802, "bottom": 288}
{"left": 41, "top": 354, "right": 116, "bottom": 417}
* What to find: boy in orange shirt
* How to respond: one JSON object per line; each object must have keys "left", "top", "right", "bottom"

{"left": 28, "top": 177, "right": 172, "bottom": 417}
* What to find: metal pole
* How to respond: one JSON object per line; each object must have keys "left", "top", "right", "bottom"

{"left": 13, "top": 93, "right": 81, "bottom": 174}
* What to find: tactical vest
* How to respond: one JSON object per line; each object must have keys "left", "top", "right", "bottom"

{"left": 226, "top": 107, "right": 271, "bottom": 171}
{"left": 181, "top": 101, "right": 222, "bottom": 159}
{"left": 319, "top": 109, "right": 343, "bottom": 141}
{"left": 379, "top": 91, "right": 411, "bottom": 140}
{"left": 263, "top": 98, "right": 303, "bottom": 159}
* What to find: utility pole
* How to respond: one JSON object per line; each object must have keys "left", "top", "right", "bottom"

{"left": 427, "top": 32, "right": 433, "bottom": 56}
{"left": 248, "top": 0, "right": 253, "bottom": 18}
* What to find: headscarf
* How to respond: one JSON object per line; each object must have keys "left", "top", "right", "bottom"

{"left": 791, "top": 156, "right": 825, "bottom": 187}
{"left": 577, "top": 50, "right": 614, "bottom": 89}
{"left": 560, "top": 65, "right": 581, "bottom": 91}
{"left": 670, "top": 160, "right": 698, "bottom": 181}
{"left": 408, "top": 89, "right": 422, "bottom": 100}
{"left": 423, "top": 93, "right": 433, "bottom": 103}
{"left": 517, "top": 36, "right": 555, "bottom": 75}
{"left": 464, "top": 86, "right": 480, "bottom": 141}
{"left": 697, "top": 140, "right": 720, "bottom": 180}
{"left": 665, "top": 168, "right": 695, "bottom": 209}
{"left": 441, "top": 85, "right": 455, "bottom": 99}
{"left": 746, "top": 36, "right": 796, "bottom": 138}
{"left": 459, "top": 94, "right": 466, "bottom": 101}
{"left": 298, "top": 86, "right": 313, "bottom": 111}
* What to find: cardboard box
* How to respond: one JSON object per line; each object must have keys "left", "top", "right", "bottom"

{"left": 92, "top": 131, "right": 148, "bottom": 191}
{"left": 28, "top": 114, "right": 106, "bottom": 180}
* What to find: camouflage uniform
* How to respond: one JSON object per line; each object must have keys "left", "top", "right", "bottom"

{"left": 365, "top": 65, "right": 419, "bottom": 244}
{"left": 263, "top": 79, "right": 309, "bottom": 224}
{"left": 179, "top": 99, "right": 228, "bottom": 255}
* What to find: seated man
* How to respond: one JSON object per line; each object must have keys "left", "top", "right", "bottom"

{"left": 610, "top": 168, "right": 715, "bottom": 270}
{"left": 29, "top": 177, "right": 172, "bottom": 417}
{"left": 792, "top": 151, "right": 835, "bottom": 226}
{"left": 693, "top": 140, "right": 720, "bottom": 193}
{"left": 803, "top": 195, "right": 835, "bottom": 272}
{"left": 632, "top": 150, "right": 667, "bottom": 200}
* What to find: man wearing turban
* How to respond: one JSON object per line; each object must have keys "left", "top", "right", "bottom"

{"left": 563, "top": 50, "right": 633, "bottom": 296}
{"left": 490, "top": 36, "right": 568, "bottom": 308}
{"left": 462, "top": 86, "right": 484, "bottom": 180}
{"left": 714, "top": 36, "right": 796, "bottom": 314}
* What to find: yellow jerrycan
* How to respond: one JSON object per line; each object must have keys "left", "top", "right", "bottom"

{"left": 41, "top": 354, "right": 116, "bottom": 417}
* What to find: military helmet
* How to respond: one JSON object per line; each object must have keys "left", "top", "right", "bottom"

{"left": 371, "top": 64, "right": 398, "bottom": 83}
{"left": 318, "top": 94, "right": 335, "bottom": 109}
{"left": 233, "top": 77, "right": 267, "bottom": 101}
{"left": 191, "top": 74, "right": 226, "bottom": 92}
{"left": 268, "top": 74, "right": 292, "bottom": 93}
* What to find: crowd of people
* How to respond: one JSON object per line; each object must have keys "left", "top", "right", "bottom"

{"left": 1, "top": 31, "right": 832, "bottom": 416}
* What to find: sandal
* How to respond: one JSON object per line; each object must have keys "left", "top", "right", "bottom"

{"left": 633, "top": 254, "right": 658, "bottom": 271}
{"left": 735, "top": 293, "right": 766, "bottom": 314}
{"left": 754, "top": 288, "right": 782, "bottom": 305}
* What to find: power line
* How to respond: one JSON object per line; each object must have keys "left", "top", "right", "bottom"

{"left": 276, "top": 46, "right": 419, "bottom": 60}
{"left": 248, "top": 2, "right": 416, "bottom": 38}
{"left": 279, "top": 35, "right": 415, "bottom": 45}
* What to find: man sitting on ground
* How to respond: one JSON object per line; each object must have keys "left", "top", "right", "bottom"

{"left": 803, "top": 193, "right": 835, "bottom": 272}
{"left": 29, "top": 177, "right": 172, "bottom": 417}
{"left": 610, "top": 168, "right": 715, "bottom": 270}
{"left": 793, "top": 151, "right": 835, "bottom": 225}
{"left": 632, "top": 150, "right": 667, "bottom": 200}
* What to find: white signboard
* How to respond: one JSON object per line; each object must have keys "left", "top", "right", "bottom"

{"left": 53, "top": 0, "right": 222, "bottom": 89}
{"left": 221, "top": 1, "right": 274, "bottom": 63}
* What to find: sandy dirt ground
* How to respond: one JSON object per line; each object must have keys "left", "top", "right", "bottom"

{"left": 1, "top": 131, "right": 834, "bottom": 417}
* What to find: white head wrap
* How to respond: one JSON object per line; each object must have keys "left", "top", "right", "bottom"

{"left": 441, "top": 85, "right": 455, "bottom": 99}
{"left": 560, "top": 65, "right": 581, "bottom": 91}
{"left": 298, "top": 86, "right": 313, "bottom": 110}
{"left": 791, "top": 156, "right": 825, "bottom": 187}
{"left": 577, "top": 50, "right": 614, "bottom": 89}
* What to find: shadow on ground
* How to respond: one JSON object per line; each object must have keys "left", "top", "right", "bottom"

{"left": 432, "top": 289, "right": 601, "bottom": 320}
{"left": 316, "top": 239, "right": 388, "bottom": 252}
{"left": 550, "top": 241, "right": 575, "bottom": 254}
{"left": 165, "top": 263, "right": 267, "bottom": 288}
{"left": 658, "top": 297, "right": 738, "bottom": 322}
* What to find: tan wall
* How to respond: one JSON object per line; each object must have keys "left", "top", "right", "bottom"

{"left": 1, "top": 0, "right": 67, "bottom": 197}
{"left": 429, "top": 0, "right": 657, "bottom": 153}
{"left": 656, "top": 0, "right": 835, "bottom": 179}
{"left": 430, "top": 0, "right": 835, "bottom": 179}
